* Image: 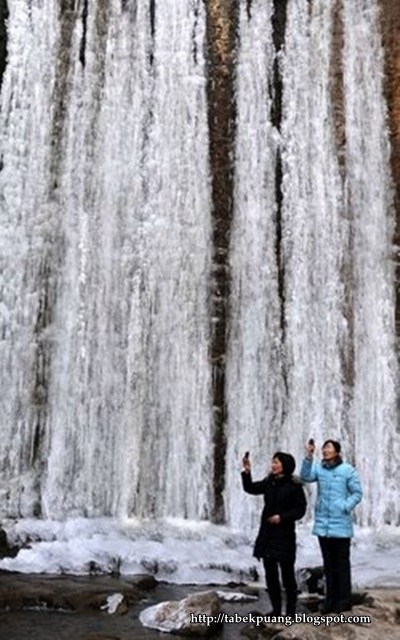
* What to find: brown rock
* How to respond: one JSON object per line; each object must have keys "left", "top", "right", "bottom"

{"left": 0, "top": 571, "right": 156, "bottom": 612}
{"left": 380, "top": 0, "right": 400, "bottom": 335}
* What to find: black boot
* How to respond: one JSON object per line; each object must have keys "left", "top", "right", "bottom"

{"left": 267, "top": 590, "right": 282, "bottom": 617}
{"left": 285, "top": 591, "right": 297, "bottom": 617}
{"left": 320, "top": 600, "right": 336, "bottom": 614}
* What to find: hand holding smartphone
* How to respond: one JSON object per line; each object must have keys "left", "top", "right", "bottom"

{"left": 242, "top": 451, "right": 251, "bottom": 472}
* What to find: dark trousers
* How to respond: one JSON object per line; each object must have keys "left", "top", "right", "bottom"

{"left": 263, "top": 557, "right": 297, "bottom": 616}
{"left": 318, "top": 537, "right": 351, "bottom": 612}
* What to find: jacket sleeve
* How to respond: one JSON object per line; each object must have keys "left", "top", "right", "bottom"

{"left": 279, "top": 484, "right": 307, "bottom": 523}
{"left": 344, "top": 466, "right": 363, "bottom": 513}
{"left": 241, "top": 471, "right": 268, "bottom": 495}
{"left": 300, "top": 457, "right": 318, "bottom": 482}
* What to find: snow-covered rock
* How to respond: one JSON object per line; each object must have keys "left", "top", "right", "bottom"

{"left": 139, "top": 590, "right": 222, "bottom": 636}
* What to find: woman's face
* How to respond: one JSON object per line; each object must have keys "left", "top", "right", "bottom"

{"left": 322, "top": 442, "right": 337, "bottom": 461}
{"left": 271, "top": 457, "right": 283, "bottom": 475}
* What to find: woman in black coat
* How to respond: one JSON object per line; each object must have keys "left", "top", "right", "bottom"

{"left": 242, "top": 452, "right": 306, "bottom": 617}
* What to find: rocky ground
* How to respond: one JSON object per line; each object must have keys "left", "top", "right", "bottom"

{"left": 0, "top": 570, "right": 398, "bottom": 640}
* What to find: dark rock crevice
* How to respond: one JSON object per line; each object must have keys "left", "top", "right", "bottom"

{"left": 270, "top": 0, "right": 287, "bottom": 130}
{"left": 330, "top": 0, "right": 346, "bottom": 172}
{"left": 0, "top": 0, "right": 8, "bottom": 90}
{"left": 79, "top": 0, "right": 89, "bottom": 67}
{"left": 246, "top": 0, "right": 253, "bottom": 21}
{"left": 149, "top": 0, "right": 155, "bottom": 65}
{"left": 331, "top": 0, "right": 355, "bottom": 413}
{"left": 270, "top": 0, "right": 288, "bottom": 393}
{"left": 204, "top": 0, "right": 238, "bottom": 524}
{"left": 51, "top": 1, "right": 79, "bottom": 186}
{"left": 191, "top": 1, "right": 200, "bottom": 65}
{"left": 149, "top": 0, "right": 155, "bottom": 39}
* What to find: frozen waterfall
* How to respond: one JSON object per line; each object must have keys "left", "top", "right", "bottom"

{"left": 0, "top": 0, "right": 398, "bottom": 531}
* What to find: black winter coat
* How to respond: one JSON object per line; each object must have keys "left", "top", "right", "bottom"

{"left": 241, "top": 471, "right": 306, "bottom": 562}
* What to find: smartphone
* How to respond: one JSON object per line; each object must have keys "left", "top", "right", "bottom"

{"left": 308, "top": 439, "right": 315, "bottom": 446}
{"left": 244, "top": 451, "right": 250, "bottom": 459}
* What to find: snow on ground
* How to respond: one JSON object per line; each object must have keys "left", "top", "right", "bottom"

{"left": 0, "top": 517, "right": 399, "bottom": 588}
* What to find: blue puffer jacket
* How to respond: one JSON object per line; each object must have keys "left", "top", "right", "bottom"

{"left": 300, "top": 457, "right": 362, "bottom": 538}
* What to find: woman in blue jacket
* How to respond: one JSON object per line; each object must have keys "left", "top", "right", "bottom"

{"left": 300, "top": 439, "right": 362, "bottom": 614}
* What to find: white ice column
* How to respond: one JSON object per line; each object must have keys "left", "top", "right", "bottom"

{"left": 343, "top": 0, "right": 399, "bottom": 526}
{"left": 280, "top": 0, "right": 346, "bottom": 455}
{"left": 0, "top": 0, "right": 59, "bottom": 516}
{"left": 226, "top": 0, "right": 286, "bottom": 530}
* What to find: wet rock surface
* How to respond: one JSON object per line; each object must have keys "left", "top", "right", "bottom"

{"left": 0, "top": 570, "right": 157, "bottom": 612}
{"left": 0, "top": 571, "right": 161, "bottom": 640}
{"left": 0, "top": 575, "right": 230, "bottom": 640}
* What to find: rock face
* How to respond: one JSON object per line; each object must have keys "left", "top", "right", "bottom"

{"left": 139, "top": 590, "right": 222, "bottom": 636}
{"left": 380, "top": 0, "right": 400, "bottom": 336}
{"left": 204, "top": 0, "right": 239, "bottom": 524}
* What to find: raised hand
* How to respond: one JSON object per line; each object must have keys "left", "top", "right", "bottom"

{"left": 242, "top": 452, "right": 251, "bottom": 473}
{"left": 306, "top": 439, "right": 315, "bottom": 458}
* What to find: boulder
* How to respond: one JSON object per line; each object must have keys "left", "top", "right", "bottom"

{"left": 0, "top": 527, "right": 20, "bottom": 559}
{"left": 297, "top": 567, "right": 325, "bottom": 595}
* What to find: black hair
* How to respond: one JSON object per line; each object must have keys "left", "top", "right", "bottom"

{"left": 272, "top": 451, "right": 296, "bottom": 477}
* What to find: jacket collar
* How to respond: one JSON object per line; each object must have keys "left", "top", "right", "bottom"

{"left": 267, "top": 473, "right": 292, "bottom": 483}
{"left": 321, "top": 456, "right": 343, "bottom": 469}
